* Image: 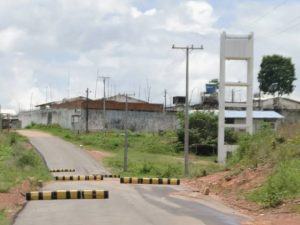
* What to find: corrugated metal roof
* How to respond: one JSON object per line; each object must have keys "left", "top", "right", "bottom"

{"left": 190, "top": 110, "right": 284, "bottom": 119}
{"left": 225, "top": 110, "right": 284, "bottom": 119}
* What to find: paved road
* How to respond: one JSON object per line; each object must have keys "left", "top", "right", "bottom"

{"left": 14, "top": 130, "right": 248, "bottom": 225}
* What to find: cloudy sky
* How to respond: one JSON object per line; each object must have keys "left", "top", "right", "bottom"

{"left": 0, "top": 0, "right": 299, "bottom": 111}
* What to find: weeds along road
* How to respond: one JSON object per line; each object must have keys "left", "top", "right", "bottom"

{"left": 14, "top": 130, "right": 247, "bottom": 225}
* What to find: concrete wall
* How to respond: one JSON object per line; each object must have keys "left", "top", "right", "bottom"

{"left": 232, "top": 118, "right": 280, "bottom": 132}
{"left": 83, "top": 110, "right": 177, "bottom": 132}
{"left": 19, "top": 110, "right": 50, "bottom": 128}
{"left": 279, "top": 110, "right": 300, "bottom": 123}
{"left": 19, "top": 108, "right": 178, "bottom": 132}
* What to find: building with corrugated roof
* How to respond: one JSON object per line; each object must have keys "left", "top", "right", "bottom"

{"left": 18, "top": 95, "right": 177, "bottom": 132}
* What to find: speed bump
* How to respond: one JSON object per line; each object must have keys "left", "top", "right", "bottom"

{"left": 26, "top": 190, "right": 109, "bottom": 200}
{"left": 50, "top": 169, "right": 75, "bottom": 172}
{"left": 103, "top": 174, "right": 120, "bottom": 178}
{"left": 54, "top": 175, "right": 103, "bottom": 181}
{"left": 120, "top": 177, "right": 180, "bottom": 185}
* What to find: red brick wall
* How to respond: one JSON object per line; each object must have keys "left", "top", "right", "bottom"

{"left": 53, "top": 99, "right": 163, "bottom": 112}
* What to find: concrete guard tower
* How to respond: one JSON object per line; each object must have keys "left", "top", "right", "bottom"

{"left": 218, "top": 32, "right": 254, "bottom": 163}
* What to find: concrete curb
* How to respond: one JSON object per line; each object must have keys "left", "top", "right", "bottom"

{"left": 120, "top": 177, "right": 180, "bottom": 185}
{"left": 50, "top": 169, "right": 75, "bottom": 172}
{"left": 26, "top": 190, "right": 109, "bottom": 200}
{"left": 54, "top": 175, "right": 103, "bottom": 181}
{"left": 103, "top": 175, "right": 120, "bottom": 178}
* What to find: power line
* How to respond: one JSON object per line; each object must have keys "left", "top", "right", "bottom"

{"left": 247, "top": 0, "right": 288, "bottom": 28}
{"left": 257, "top": 15, "right": 300, "bottom": 39}
{"left": 273, "top": 20, "right": 300, "bottom": 36}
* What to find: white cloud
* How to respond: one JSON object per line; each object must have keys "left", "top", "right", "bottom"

{"left": 144, "top": 8, "right": 156, "bottom": 16}
{"left": 131, "top": 7, "right": 143, "bottom": 18}
{"left": 7, "top": 0, "right": 299, "bottom": 110}
{"left": 0, "top": 27, "right": 25, "bottom": 52}
{"left": 164, "top": 1, "right": 217, "bottom": 34}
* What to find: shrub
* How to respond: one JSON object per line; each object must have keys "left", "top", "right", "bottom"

{"left": 228, "top": 125, "right": 277, "bottom": 167}
{"left": 248, "top": 159, "right": 300, "bottom": 207}
{"left": 177, "top": 111, "right": 238, "bottom": 155}
{"left": 17, "top": 151, "right": 37, "bottom": 168}
{"left": 139, "top": 162, "right": 154, "bottom": 174}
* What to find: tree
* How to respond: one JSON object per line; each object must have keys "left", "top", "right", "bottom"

{"left": 209, "top": 78, "right": 219, "bottom": 89}
{"left": 177, "top": 111, "right": 238, "bottom": 155}
{"left": 258, "top": 55, "right": 296, "bottom": 96}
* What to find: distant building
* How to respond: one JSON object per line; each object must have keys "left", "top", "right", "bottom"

{"left": 224, "top": 110, "right": 283, "bottom": 131}
{"left": 190, "top": 110, "right": 284, "bottom": 132}
{"left": 19, "top": 95, "right": 177, "bottom": 132}
{"left": 0, "top": 109, "right": 20, "bottom": 129}
{"left": 254, "top": 97, "right": 300, "bottom": 123}
{"left": 105, "top": 94, "right": 147, "bottom": 103}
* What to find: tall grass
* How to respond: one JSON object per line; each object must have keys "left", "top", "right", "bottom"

{"left": 26, "top": 123, "right": 224, "bottom": 178}
{"left": 0, "top": 210, "right": 9, "bottom": 225}
{"left": 228, "top": 124, "right": 300, "bottom": 207}
{"left": 0, "top": 132, "right": 51, "bottom": 192}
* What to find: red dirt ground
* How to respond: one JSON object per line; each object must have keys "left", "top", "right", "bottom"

{"left": 182, "top": 166, "right": 300, "bottom": 225}
{"left": 0, "top": 180, "right": 31, "bottom": 220}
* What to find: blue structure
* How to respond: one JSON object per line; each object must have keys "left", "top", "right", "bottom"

{"left": 206, "top": 83, "right": 217, "bottom": 94}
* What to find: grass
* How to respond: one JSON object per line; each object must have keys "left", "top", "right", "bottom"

{"left": 0, "top": 131, "right": 51, "bottom": 224}
{"left": 25, "top": 123, "right": 224, "bottom": 178}
{"left": 0, "top": 210, "right": 9, "bottom": 225}
{"left": 0, "top": 132, "right": 51, "bottom": 192}
{"left": 228, "top": 123, "right": 300, "bottom": 208}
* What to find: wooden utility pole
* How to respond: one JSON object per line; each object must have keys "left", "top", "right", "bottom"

{"left": 85, "top": 88, "right": 89, "bottom": 133}
{"left": 124, "top": 94, "right": 129, "bottom": 171}
{"left": 96, "top": 76, "right": 110, "bottom": 130}
{"left": 164, "top": 89, "right": 167, "bottom": 113}
{"left": 172, "top": 44, "right": 204, "bottom": 176}
{"left": 0, "top": 104, "right": 2, "bottom": 132}
{"left": 123, "top": 93, "right": 134, "bottom": 172}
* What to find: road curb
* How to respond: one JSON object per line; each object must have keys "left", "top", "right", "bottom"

{"left": 50, "top": 169, "right": 75, "bottom": 172}
{"left": 26, "top": 190, "right": 109, "bottom": 200}
{"left": 54, "top": 175, "right": 103, "bottom": 181}
{"left": 120, "top": 177, "right": 180, "bottom": 185}
{"left": 103, "top": 174, "right": 120, "bottom": 178}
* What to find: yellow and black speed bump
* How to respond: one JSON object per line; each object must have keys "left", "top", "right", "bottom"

{"left": 54, "top": 175, "right": 103, "bottom": 181}
{"left": 26, "top": 190, "right": 109, "bottom": 200}
{"left": 103, "top": 174, "right": 120, "bottom": 178}
{"left": 120, "top": 177, "right": 180, "bottom": 185}
{"left": 50, "top": 169, "right": 75, "bottom": 172}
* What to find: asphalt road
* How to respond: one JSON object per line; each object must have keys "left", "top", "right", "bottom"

{"left": 14, "top": 130, "right": 248, "bottom": 225}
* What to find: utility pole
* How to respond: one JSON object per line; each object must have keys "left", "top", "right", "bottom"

{"left": 231, "top": 88, "right": 235, "bottom": 102}
{"left": 164, "top": 89, "right": 167, "bottom": 113}
{"left": 124, "top": 93, "right": 134, "bottom": 172}
{"left": 94, "top": 69, "right": 99, "bottom": 99}
{"left": 172, "top": 44, "right": 204, "bottom": 176}
{"left": 0, "top": 104, "right": 2, "bottom": 132}
{"left": 97, "top": 76, "right": 110, "bottom": 130}
{"left": 124, "top": 94, "right": 129, "bottom": 172}
{"left": 85, "top": 88, "right": 89, "bottom": 133}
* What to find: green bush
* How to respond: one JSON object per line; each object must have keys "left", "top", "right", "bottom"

{"left": 139, "top": 161, "right": 154, "bottom": 174}
{"left": 177, "top": 111, "right": 238, "bottom": 154}
{"left": 17, "top": 151, "right": 37, "bottom": 168}
{"left": 248, "top": 159, "right": 300, "bottom": 207}
{"left": 229, "top": 124, "right": 300, "bottom": 208}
